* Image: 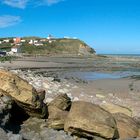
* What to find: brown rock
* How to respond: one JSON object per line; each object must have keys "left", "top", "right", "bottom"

{"left": 0, "top": 70, "right": 47, "bottom": 118}
{"left": 113, "top": 113, "right": 139, "bottom": 139}
{"left": 64, "top": 101, "right": 118, "bottom": 139}
{"left": 48, "top": 94, "right": 71, "bottom": 111}
{"left": 101, "top": 103, "right": 132, "bottom": 117}
{"left": 47, "top": 105, "right": 68, "bottom": 130}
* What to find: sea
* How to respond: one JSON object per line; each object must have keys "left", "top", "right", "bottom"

{"left": 102, "top": 54, "right": 140, "bottom": 58}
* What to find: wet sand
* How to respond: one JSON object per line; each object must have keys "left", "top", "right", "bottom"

{"left": 1, "top": 55, "right": 140, "bottom": 117}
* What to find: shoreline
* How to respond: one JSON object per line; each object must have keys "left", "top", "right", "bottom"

{"left": 1, "top": 55, "right": 140, "bottom": 116}
{"left": 1, "top": 55, "right": 140, "bottom": 139}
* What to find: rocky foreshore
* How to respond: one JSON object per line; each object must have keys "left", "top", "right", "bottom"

{"left": 0, "top": 69, "right": 140, "bottom": 140}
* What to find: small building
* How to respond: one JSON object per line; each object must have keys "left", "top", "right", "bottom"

{"left": 34, "top": 43, "right": 43, "bottom": 46}
{"left": 14, "top": 37, "right": 21, "bottom": 44}
{"left": 34, "top": 40, "right": 38, "bottom": 43}
{"left": 47, "top": 35, "right": 54, "bottom": 40}
{"left": 3, "top": 39, "right": 9, "bottom": 43}
{"left": 40, "top": 39, "right": 46, "bottom": 42}
{"left": 11, "top": 45, "right": 21, "bottom": 53}
{"left": 29, "top": 40, "right": 34, "bottom": 44}
{"left": 0, "top": 41, "right": 2, "bottom": 44}
{"left": 21, "top": 39, "right": 26, "bottom": 43}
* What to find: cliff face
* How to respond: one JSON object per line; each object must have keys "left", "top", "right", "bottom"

{"left": 47, "top": 38, "right": 96, "bottom": 55}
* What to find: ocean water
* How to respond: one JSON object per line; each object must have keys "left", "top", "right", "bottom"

{"left": 102, "top": 54, "right": 140, "bottom": 58}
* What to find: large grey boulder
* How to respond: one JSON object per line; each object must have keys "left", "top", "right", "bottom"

{"left": 20, "top": 117, "right": 75, "bottom": 140}
{"left": 64, "top": 101, "right": 118, "bottom": 139}
{"left": 0, "top": 93, "right": 13, "bottom": 126}
{"left": 0, "top": 127, "right": 8, "bottom": 140}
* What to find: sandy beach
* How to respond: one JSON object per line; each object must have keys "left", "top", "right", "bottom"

{"left": 1, "top": 55, "right": 140, "bottom": 117}
{"left": 1, "top": 55, "right": 140, "bottom": 139}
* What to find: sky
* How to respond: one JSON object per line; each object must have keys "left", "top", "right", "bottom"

{"left": 0, "top": 0, "right": 140, "bottom": 54}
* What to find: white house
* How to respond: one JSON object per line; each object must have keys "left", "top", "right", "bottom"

{"left": 11, "top": 46, "right": 20, "bottom": 53}
{"left": 13, "top": 38, "right": 16, "bottom": 42}
{"left": 29, "top": 40, "right": 33, "bottom": 44}
{"left": 21, "top": 39, "right": 26, "bottom": 42}
{"left": 3, "top": 39, "right": 9, "bottom": 43}
{"left": 0, "top": 41, "right": 2, "bottom": 44}
{"left": 34, "top": 40, "right": 38, "bottom": 43}
{"left": 34, "top": 43, "right": 43, "bottom": 46}
{"left": 40, "top": 39, "right": 46, "bottom": 42}
{"left": 47, "top": 35, "right": 54, "bottom": 40}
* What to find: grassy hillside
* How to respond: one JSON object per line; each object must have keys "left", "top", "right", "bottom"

{"left": 21, "top": 38, "right": 95, "bottom": 55}
{"left": 0, "top": 37, "right": 96, "bottom": 56}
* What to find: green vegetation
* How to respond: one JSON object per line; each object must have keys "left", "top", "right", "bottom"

{"left": 0, "top": 56, "right": 16, "bottom": 63}
{"left": 0, "top": 37, "right": 96, "bottom": 56}
{"left": 0, "top": 43, "right": 12, "bottom": 49}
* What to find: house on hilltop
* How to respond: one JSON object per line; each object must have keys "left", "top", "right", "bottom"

{"left": 13, "top": 37, "right": 21, "bottom": 44}
{"left": 3, "top": 39, "right": 9, "bottom": 43}
{"left": 47, "top": 34, "right": 54, "bottom": 40}
{"left": 11, "top": 45, "right": 21, "bottom": 53}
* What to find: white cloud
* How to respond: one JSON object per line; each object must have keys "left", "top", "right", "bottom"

{"left": 0, "top": 15, "right": 21, "bottom": 28}
{"left": 1, "top": 0, "right": 64, "bottom": 9}
{"left": 2, "top": 0, "right": 28, "bottom": 9}
{"left": 43, "top": 0, "right": 64, "bottom": 6}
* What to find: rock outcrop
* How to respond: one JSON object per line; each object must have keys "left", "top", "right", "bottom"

{"left": 113, "top": 113, "right": 139, "bottom": 139}
{"left": 47, "top": 106, "right": 68, "bottom": 130}
{"left": 48, "top": 93, "right": 71, "bottom": 111}
{"left": 101, "top": 103, "right": 132, "bottom": 117}
{"left": 47, "top": 94, "right": 71, "bottom": 129}
{"left": 64, "top": 101, "right": 118, "bottom": 139}
{"left": 0, "top": 70, "right": 47, "bottom": 118}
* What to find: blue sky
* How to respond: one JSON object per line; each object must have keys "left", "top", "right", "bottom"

{"left": 0, "top": 0, "right": 140, "bottom": 54}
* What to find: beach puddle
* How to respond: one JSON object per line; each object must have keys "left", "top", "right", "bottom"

{"left": 63, "top": 71, "right": 140, "bottom": 81}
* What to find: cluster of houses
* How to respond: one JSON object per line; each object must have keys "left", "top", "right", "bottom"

{"left": 0, "top": 35, "right": 56, "bottom": 54}
{"left": 0, "top": 35, "right": 77, "bottom": 55}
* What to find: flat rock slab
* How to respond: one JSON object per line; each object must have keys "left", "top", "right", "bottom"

{"left": 64, "top": 101, "right": 118, "bottom": 139}
{"left": 113, "top": 113, "right": 139, "bottom": 139}
{"left": 101, "top": 103, "right": 132, "bottom": 117}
